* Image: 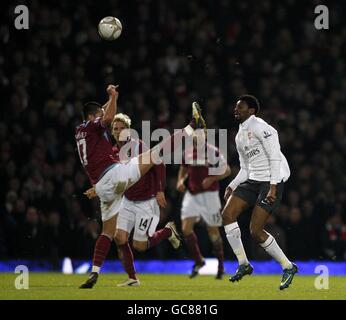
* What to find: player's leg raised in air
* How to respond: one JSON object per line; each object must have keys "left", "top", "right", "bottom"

{"left": 95, "top": 102, "right": 206, "bottom": 208}
{"left": 136, "top": 102, "right": 206, "bottom": 178}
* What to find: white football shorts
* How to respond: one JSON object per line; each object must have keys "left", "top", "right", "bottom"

{"left": 95, "top": 157, "right": 141, "bottom": 222}
{"left": 181, "top": 190, "right": 222, "bottom": 226}
{"left": 117, "top": 196, "right": 160, "bottom": 241}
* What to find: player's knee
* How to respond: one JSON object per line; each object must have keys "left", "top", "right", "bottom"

{"left": 114, "top": 232, "right": 127, "bottom": 246}
{"left": 101, "top": 231, "right": 114, "bottom": 240}
{"left": 221, "top": 205, "right": 232, "bottom": 222}
{"left": 222, "top": 210, "right": 236, "bottom": 225}
{"left": 207, "top": 225, "right": 219, "bottom": 232}
{"left": 249, "top": 226, "right": 262, "bottom": 242}
{"left": 207, "top": 227, "right": 220, "bottom": 241}
{"left": 133, "top": 241, "right": 148, "bottom": 252}
{"left": 102, "top": 221, "right": 115, "bottom": 239}
{"left": 182, "top": 226, "right": 193, "bottom": 238}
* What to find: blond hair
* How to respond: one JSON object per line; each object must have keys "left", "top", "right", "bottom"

{"left": 111, "top": 113, "right": 131, "bottom": 129}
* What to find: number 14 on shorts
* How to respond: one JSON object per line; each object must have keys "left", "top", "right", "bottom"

{"left": 138, "top": 218, "right": 153, "bottom": 232}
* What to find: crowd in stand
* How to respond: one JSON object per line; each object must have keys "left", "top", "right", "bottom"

{"left": 1, "top": 0, "right": 345, "bottom": 266}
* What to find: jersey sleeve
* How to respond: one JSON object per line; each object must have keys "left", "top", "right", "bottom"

{"left": 253, "top": 123, "right": 282, "bottom": 184}
{"left": 228, "top": 143, "right": 249, "bottom": 190}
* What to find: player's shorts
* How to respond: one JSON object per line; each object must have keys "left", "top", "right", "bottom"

{"left": 232, "top": 179, "right": 284, "bottom": 214}
{"left": 181, "top": 190, "right": 222, "bottom": 227}
{"left": 95, "top": 157, "right": 141, "bottom": 222}
{"left": 117, "top": 196, "right": 160, "bottom": 242}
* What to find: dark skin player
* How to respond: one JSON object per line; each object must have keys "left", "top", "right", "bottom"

{"left": 222, "top": 99, "right": 277, "bottom": 244}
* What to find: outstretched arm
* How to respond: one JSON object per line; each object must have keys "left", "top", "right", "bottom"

{"left": 176, "top": 165, "right": 188, "bottom": 193}
{"left": 202, "top": 164, "right": 231, "bottom": 190}
{"left": 101, "top": 85, "right": 119, "bottom": 126}
{"left": 154, "top": 163, "right": 167, "bottom": 208}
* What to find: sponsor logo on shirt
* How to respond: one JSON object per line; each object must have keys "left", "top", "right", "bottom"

{"left": 245, "top": 148, "right": 260, "bottom": 159}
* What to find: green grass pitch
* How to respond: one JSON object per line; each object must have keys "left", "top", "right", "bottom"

{"left": 0, "top": 273, "right": 345, "bottom": 300}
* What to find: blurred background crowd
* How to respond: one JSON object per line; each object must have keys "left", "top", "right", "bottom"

{"left": 1, "top": 0, "right": 345, "bottom": 268}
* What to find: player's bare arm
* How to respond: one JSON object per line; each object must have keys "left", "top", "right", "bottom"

{"left": 223, "top": 186, "right": 233, "bottom": 201}
{"left": 265, "top": 184, "right": 277, "bottom": 204}
{"left": 84, "top": 186, "right": 97, "bottom": 199}
{"left": 101, "top": 85, "right": 119, "bottom": 126}
{"left": 202, "top": 165, "right": 231, "bottom": 190}
{"left": 156, "top": 191, "right": 167, "bottom": 208}
{"left": 176, "top": 165, "right": 188, "bottom": 193}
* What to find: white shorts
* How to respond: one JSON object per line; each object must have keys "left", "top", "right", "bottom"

{"left": 117, "top": 196, "right": 160, "bottom": 242}
{"left": 181, "top": 190, "right": 222, "bottom": 226}
{"left": 95, "top": 157, "right": 141, "bottom": 222}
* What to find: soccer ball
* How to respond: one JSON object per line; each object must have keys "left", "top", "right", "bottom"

{"left": 98, "top": 17, "right": 122, "bottom": 40}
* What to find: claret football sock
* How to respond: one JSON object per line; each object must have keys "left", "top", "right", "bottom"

{"left": 184, "top": 232, "right": 204, "bottom": 265}
{"left": 211, "top": 237, "right": 225, "bottom": 273}
{"left": 118, "top": 242, "right": 137, "bottom": 280}
{"left": 260, "top": 233, "right": 292, "bottom": 270}
{"left": 92, "top": 234, "right": 112, "bottom": 273}
{"left": 224, "top": 222, "right": 249, "bottom": 266}
{"left": 148, "top": 227, "right": 172, "bottom": 248}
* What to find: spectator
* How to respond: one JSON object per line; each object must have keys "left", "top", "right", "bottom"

{"left": 323, "top": 214, "right": 346, "bottom": 261}
{"left": 1, "top": 0, "right": 345, "bottom": 261}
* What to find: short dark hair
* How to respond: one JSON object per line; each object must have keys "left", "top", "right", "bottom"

{"left": 238, "top": 94, "right": 260, "bottom": 115}
{"left": 82, "top": 101, "right": 102, "bottom": 120}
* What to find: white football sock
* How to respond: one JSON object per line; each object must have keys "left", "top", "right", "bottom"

{"left": 224, "top": 222, "right": 249, "bottom": 266}
{"left": 91, "top": 266, "right": 101, "bottom": 273}
{"left": 260, "top": 233, "right": 292, "bottom": 270}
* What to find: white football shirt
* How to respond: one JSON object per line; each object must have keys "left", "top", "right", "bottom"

{"left": 229, "top": 115, "right": 290, "bottom": 190}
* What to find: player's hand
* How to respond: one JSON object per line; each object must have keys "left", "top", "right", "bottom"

{"left": 265, "top": 184, "right": 277, "bottom": 204}
{"left": 84, "top": 187, "right": 97, "bottom": 199}
{"left": 224, "top": 186, "right": 233, "bottom": 201}
{"left": 156, "top": 192, "right": 167, "bottom": 208}
{"left": 107, "top": 84, "right": 119, "bottom": 99}
{"left": 202, "top": 177, "right": 215, "bottom": 190}
{"left": 176, "top": 179, "right": 186, "bottom": 193}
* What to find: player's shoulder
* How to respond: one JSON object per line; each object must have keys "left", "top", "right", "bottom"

{"left": 75, "top": 120, "right": 91, "bottom": 134}
{"left": 251, "top": 116, "right": 276, "bottom": 133}
{"left": 76, "top": 120, "right": 89, "bottom": 128}
{"left": 77, "top": 117, "right": 102, "bottom": 128}
{"left": 87, "top": 117, "right": 107, "bottom": 130}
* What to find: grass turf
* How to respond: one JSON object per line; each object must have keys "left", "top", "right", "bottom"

{"left": 0, "top": 273, "right": 345, "bottom": 300}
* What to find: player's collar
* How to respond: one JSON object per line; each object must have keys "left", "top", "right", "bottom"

{"left": 240, "top": 115, "right": 255, "bottom": 129}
